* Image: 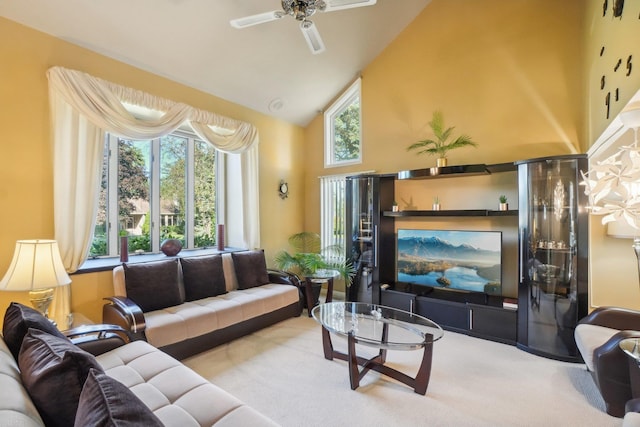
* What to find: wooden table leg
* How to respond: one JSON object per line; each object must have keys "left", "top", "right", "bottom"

{"left": 326, "top": 277, "right": 334, "bottom": 302}
{"left": 321, "top": 326, "right": 334, "bottom": 360}
{"left": 348, "top": 332, "right": 360, "bottom": 390}
{"left": 413, "top": 335, "right": 434, "bottom": 395}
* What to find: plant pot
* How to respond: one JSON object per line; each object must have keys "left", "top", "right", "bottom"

{"left": 392, "top": 205, "right": 399, "bottom": 212}
{"left": 432, "top": 203, "right": 441, "bottom": 211}
{"left": 499, "top": 203, "right": 509, "bottom": 211}
{"left": 436, "top": 157, "right": 448, "bottom": 167}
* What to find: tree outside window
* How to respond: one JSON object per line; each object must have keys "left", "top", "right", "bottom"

{"left": 90, "top": 131, "right": 219, "bottom": 258}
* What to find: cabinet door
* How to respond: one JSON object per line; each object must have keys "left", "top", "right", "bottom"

{"left": 380, "top": 289, "right": 415, "bottom": 313}
{"left": 517, "top": 156, "right": 587, "bottom": 362}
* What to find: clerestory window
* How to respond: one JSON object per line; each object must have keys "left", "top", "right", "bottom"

{"left": 90, "top": 130, "right": 221, "bottom": 257}
{"left": 324, "top": 78, "right": 362, "bottom": 167}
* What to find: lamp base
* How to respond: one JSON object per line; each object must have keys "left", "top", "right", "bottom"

{"left": 28, "top": 288, "right": 56, "bottom": 326}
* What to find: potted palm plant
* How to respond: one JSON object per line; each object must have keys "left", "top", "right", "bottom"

{"left": 407, "top": 110, "right": 478, "bottom": 167}
{"left": 274, "top": 232, "right": 355, "bottom": 285}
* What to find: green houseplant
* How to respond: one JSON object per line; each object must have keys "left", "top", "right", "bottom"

{"left": 274, "top": 231, "right": 356, "bottom": 286}
{"left": 407, "top": 110, "right": 478, "bottom": 167}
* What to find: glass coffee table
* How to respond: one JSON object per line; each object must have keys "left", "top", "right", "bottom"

{"left": 311, "top": 302, "right": 444, "bottom": 395}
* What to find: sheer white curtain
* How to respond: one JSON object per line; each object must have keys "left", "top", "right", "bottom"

{"left": 47, "top": 66, "right": 260, "bottom": 323}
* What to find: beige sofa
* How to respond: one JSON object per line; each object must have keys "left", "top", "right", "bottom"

{"left": 1, "top": 302, "right": 279, "bottom": 426}
{"left": 104, "top": 250, "right": 303, "bottom": 359}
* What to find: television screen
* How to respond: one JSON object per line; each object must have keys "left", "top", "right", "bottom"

{"left": 397, "top": 229, "right": 502, "bottom": 295}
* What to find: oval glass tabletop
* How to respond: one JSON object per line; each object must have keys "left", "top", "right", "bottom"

{"left": 312, "top": 302, "right": 444, "bottom": 350}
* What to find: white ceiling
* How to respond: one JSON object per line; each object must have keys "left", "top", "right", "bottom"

{"left": 0, "top": 0, "right": 430, "bottom": 126}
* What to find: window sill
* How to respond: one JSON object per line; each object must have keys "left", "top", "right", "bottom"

{"left": 73, "top": 247, "right": 247, "bottom": 275}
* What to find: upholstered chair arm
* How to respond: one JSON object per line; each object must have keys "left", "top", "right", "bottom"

{"left": 64, "top": 324, "right": 132, "bottom": 356}
{"left": 627, "top": 398, "right": 640, "bottom": 414}
{"left": 579, "top": 306, "right": 640, "bottom": 330}
{"left": 268, "top": 269, "right": 302, "bottom": 287}
{"left": 593, "top": 330, "right": 640, "bottom": 417}
{"left": 102, "top": 296, "right": 146, "bottom": 340}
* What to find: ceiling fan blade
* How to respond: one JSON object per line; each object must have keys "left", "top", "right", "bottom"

{"left": 323, "top": 0, "right": 377, "bottom": 12}
{"left": 230, "top": 10, "right": 284, "bottom": 29}
{"left": 300, "top": 21, "right": 326, "bottom": 55}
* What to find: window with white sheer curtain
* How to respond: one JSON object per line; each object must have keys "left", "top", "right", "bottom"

{"left": 46, "top": 66, "right": 261, "bottom": 324}
{"left": 320, "top": 174, "right": 348, "bottom": 264}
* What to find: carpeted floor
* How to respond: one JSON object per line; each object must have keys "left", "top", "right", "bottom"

{"left": 183, "top": 316, "right": 622, "bottom": 427}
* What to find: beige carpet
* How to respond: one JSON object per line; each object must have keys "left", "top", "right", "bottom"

{"left": 183, "top": 316, "right": 622, "bottom": 427}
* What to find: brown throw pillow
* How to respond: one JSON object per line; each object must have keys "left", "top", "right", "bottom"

{"left": 180, "top": 255, "right": 227, "bottom": 301}
{"left": 74, "top": 368, "right": 163, "bottom": 427}
{"left": 123, "top": 259, "right": 184, "bottom": 312}
{"left": 231, "top": 250, "right": 270, "bottom": 290}
{"left": 19, "top": 328, "right": 104, "bottom": 427}
{"left": 2, "top": 302, "right": 67, "bottom": 361}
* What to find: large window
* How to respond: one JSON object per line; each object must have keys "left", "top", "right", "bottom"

{"left": 324, "top": 78, "right": 362, "bottom": 167}
{"left": 91, "top": 130, "right": 221, "bottom": 257}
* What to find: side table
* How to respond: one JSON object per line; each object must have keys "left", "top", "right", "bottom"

{"left": 303, "top": 270, "right": 339, "bottom": 317}
{"left": 620, "top": 338, "right": 640, "bottom": 399}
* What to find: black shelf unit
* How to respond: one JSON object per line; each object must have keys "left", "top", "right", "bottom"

{"left": 343, "top": 162, "right": 521, "bottom": 345}
{"left": 383, "top": 209, "right": 518, "bottom": 217}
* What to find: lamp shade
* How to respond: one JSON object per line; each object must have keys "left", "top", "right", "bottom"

{"left": 0, "top": 240, "right": 71, "bottom": 291}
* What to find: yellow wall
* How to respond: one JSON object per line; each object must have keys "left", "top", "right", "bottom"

{"left": 305, "top": 0, "right": 584, "bottom": 232}
{"left": 304, "top": 0, "right": 640, "bottom": 310}
{"left": 0, "top": 17, "right": 305, "bottom": 323}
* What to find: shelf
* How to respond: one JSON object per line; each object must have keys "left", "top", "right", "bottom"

{"left": 383, "top": 209, "right": 518, "bottom": 217}
{"left": 396, "top": 162, "right": 516, "bottom": 180}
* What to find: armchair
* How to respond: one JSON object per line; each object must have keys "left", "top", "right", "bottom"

{"left": 575, "top": 306, "right": 640, "bottom": 417}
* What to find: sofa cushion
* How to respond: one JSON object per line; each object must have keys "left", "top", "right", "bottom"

{"left": 19, "top": 328, "right": 103, "bottom": 427}
{"left": 180, "top": 255, "right": 227, "bottom": 301}
{"left": 123, "top": 259, "right": 184, "bottom": 312}
{"left": 74, "top": 368, "right": 163, "bottom": 427}
{"left": 2, "top": 302, "right": 67, "bottom": 361}
{"left": 232, "top": 250, "right": 269, "bottom": 290}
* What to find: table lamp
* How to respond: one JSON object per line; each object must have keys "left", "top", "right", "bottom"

{"left": 0, "top": 240, "right": 71, "bottom": 323}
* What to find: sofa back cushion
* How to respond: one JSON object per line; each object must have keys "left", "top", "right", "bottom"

{"left": 231, "top": 250, "right": 270, "bottom": 290}
{"left": 74, "top": 368, "right": 163, "bottom": 427}
{"left": 2, "top": 302, "right": 67, "bottom": 361}
{"left": 123, "top": 259, "right": 184, "bottom": 312}
{"left": 19, "top": 328, "right": 104, "bottom": 427}
{"left": 180, "top": 255, "right": 227, "bottom": 301}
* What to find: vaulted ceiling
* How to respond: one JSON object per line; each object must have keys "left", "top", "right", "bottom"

{"left": 0, "top": 0, "right": 431, "bottom": 126}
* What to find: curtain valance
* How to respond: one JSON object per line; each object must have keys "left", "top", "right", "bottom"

{"left": 47, "top": 66, "right": 258, "bottom": 153}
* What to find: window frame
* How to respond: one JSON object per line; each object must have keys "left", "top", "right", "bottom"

{"left": 98, "top": 129, "right": 223, "bottom": 257}
{"left": 324, "top": 78, "right": 362, "bottom": 168}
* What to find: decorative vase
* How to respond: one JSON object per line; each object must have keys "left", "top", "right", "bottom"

{"left": 432, "top": 203, "right": 441, "bottom": 211}
{"left": 160, "top": 239, "right": 183, "bottom": 256}
{"left": 217, "top": 224, "right": 225, "bottom": 251}
{"left": 119, "top": 236, "right": 129, "bottom": 263}
{"left": 436, "top": 158, "right": 448, "bottom": 167}
{"left": 499, "top": 202, "right": 509, "bottom": 211}
{"left": 392, "top": 205, "right": 399, "bottom": 212}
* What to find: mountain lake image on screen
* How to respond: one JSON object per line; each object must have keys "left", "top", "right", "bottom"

{"left": 396, "top": 229, "right": 502, "bottom": 295}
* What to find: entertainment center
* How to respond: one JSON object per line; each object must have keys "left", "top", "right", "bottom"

{"left": 345, "top": 155, "right": 588, "bottom": 361}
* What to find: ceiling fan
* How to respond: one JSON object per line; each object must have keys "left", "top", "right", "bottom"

{"left": 230, "top": 0, "right": 377, "bottom": 55}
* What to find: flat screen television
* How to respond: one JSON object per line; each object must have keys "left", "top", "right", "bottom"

{"left": 397, "top": 229, "right": 502, "bottom": 296}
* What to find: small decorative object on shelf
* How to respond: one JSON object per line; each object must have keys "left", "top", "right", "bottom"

{"left": 432, "top": 196, "right": 441, "bottom": 211}
{"left": 406, "top": 110, "right": 478, "bottom": 167}
{"left": 499, "top": 195, "right": 508, "bottom": 211}
{"left": 278, "top": 180, "right": 289, "bottom": 199}
{"left": 160, "top": 238, "right": 183, "bottom": 256}
{"left": 392, "top": 201, "right": 399, "bottom": 212}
